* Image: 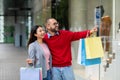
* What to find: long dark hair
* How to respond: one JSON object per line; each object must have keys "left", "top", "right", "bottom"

{"left": 27, "top": 25, "right": 42, "bottom": 47}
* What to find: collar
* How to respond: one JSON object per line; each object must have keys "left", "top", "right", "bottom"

{"left": 47, "top": 31, "right": 59, "bottom": 38}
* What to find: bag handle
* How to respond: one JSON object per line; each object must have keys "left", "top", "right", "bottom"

{"left": 90, "top": 32, "right": 97, "bottom": 37}
{"left": 86, "top": 31, "right": 97, "bottom": 38}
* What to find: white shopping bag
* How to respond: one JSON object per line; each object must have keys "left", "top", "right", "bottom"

{"left": 20, "top": 67, "right": 42, "bottom": 80}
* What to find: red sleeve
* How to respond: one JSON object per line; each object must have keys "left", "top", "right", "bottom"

{"left": 68, "top": 30, "right": 90, "bottom": 41}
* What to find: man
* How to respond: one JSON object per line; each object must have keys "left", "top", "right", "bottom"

{"left": 43, "top": 18, "right": 97, "bottom": 80}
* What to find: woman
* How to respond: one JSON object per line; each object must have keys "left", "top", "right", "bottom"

{"left": 26, "top": 25, "right": 52, "bottom": 80}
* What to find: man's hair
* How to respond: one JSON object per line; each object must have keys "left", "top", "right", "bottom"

{"left": 45, "top": 17, "right": 55, "bottom": 24}
{"left": 44, "top": 18, "right": 55, "bottom": 31}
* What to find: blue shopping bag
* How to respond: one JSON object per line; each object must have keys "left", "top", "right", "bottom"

{"left": 77, "top": 39, "right": 101, "bottom": 66}
{"left": 20, "top": 67, "right": 42, "bottom": 80}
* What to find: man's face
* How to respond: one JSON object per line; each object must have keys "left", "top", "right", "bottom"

{"left": 46, "top": 19, "right": 59, "bottom": 33}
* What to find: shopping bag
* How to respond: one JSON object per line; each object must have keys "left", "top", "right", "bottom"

{"left": 85, "top": 37, "right": 104, "bottom": 59}
{"left": 77, "top": 39, "right": 82, "bottom": 64}
{"left": 77, "top": 39, "right": 101, "bottom": 66}
{"left": 20, "top": 67, "right": 42, "bottom": 80}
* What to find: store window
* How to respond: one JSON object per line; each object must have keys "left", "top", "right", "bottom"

{"left": 0, "top": 16, "right": 4, "bottom": 42}
{"left": 51, "top": 0, "right": 69, "bottom": 30}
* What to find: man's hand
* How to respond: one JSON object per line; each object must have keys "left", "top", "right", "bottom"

{"left": 90, "top": 27, "right": 98, "bottom": 34}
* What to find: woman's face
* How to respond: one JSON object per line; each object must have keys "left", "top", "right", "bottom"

{"left": 34, "top": 27, "right": 45, "bottom": 39}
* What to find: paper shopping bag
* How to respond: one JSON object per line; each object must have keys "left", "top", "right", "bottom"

{"left": 77, "top": 39, "right": 82, "bottom": 64}
{"left": 77, "top": 39, "right": 101, "bottom": 66}
{"left": 20, "top": 67, "right": 42, "bottom": 80}
{"left": 85, "top": 37, "right": 104, "bottom": 59}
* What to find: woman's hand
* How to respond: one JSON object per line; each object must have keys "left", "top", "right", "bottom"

{"left": 26, "top": 59, "right": 33, "bottom": 66}
{"left": 26, "top": 59, "right": 32, "bottom": 63}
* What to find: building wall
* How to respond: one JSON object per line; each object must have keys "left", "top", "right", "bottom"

{"left": 33, "top": 0, "right": 51, "bottom": 26}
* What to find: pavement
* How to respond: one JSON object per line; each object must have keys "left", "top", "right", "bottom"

{"left": 0, "top": 44, "right": 27, "bottom": 80}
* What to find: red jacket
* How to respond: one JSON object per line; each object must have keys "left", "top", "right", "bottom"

{"left": 43, "top": 30, "right": 90, "bottom": 67}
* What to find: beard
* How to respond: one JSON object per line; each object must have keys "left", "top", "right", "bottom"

{"left": 50, "top": 27, "right": 59, "bottom": 33}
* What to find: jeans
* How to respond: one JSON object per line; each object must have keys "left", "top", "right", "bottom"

{"left": 52, "top": 66, "right": 75, "bottom": 80}
{"left": 43, "top": 69, "right": 52, "bottom": 80}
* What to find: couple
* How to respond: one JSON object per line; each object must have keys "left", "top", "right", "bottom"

{"left": 26, "top": 18, "right": 97, "bottom": 80}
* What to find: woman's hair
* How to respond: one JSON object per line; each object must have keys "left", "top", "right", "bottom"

{"left": 27, "top": 25, "right": 42, "bottom": 47}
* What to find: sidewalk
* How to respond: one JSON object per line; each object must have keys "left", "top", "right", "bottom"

{"left": 0, "top": 44, "right": 27, "bottom": 80}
